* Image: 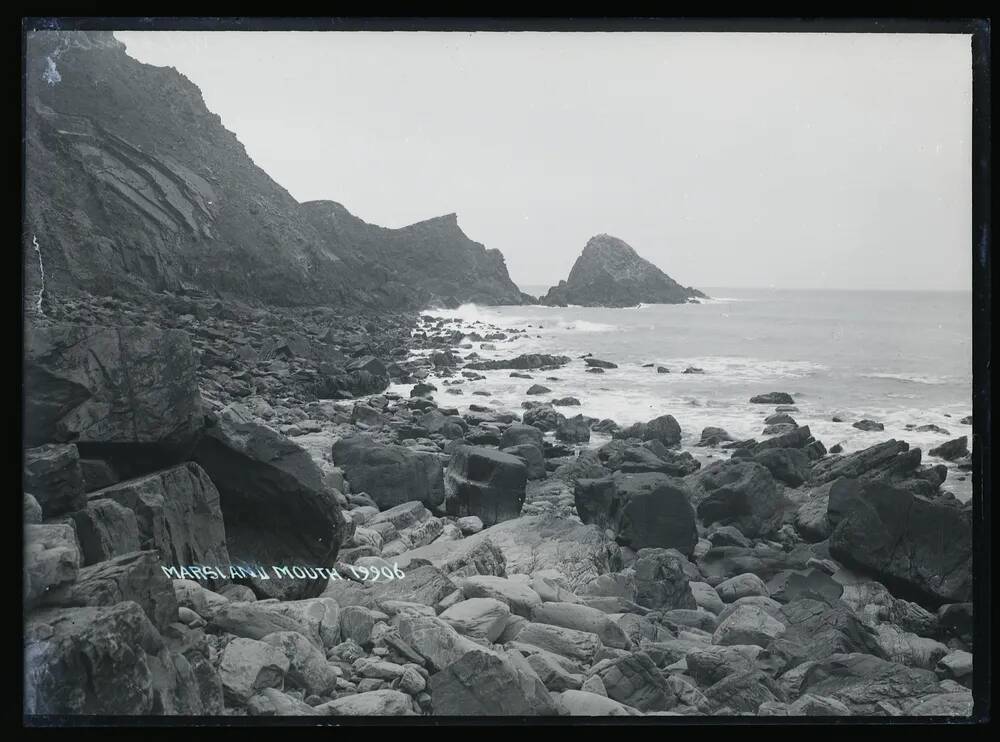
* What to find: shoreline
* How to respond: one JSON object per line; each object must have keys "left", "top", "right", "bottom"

{"left": 22, "top": 289, "right": 975, "bottom": 717}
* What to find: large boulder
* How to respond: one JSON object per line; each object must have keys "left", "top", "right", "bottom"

{"left": 24, "top": 601, "right": 163, "bottom": 715}
{"left": 43, "top": 550, "right": 179, "bottom": 632}
{"left": 791, "top": 653, "right": 951, "bottom": 715}
{"left": 67, "top": 498, "right": 142, "bottom": 565}
{"left": 443, "top": 446, "right": 527, "bottom": 526}
{"left": 193, "top": 404, "right": 345, "bottom": 600}
{"left": 688, "top": 460, "right": 782, "bottom": 538}
{"left": 810, "top": 440, "right": 911, "bottom": 484}
{"left": 218, "top": 637, "right": 290, "bottom": 706}
{"left": 24, "top": 324, "right": 203, "bottom": 452}
{"left": 331, "top": 435, "right": 445, "bottom": 509}
{"left": 574, "top": 472, "right": 697, "bottom": 555}
{"left": 614, "top": 414, "right": 682, "bottom": 448}
{"left": 428, "top": 647, "right": 557, "bottom": 715}
{"left": 827, "top": 480, "right": 972, "bottom": 607}
{"left": 89, "top": 462, "right": 229, "bottom": 589}
{"left": 23, "top": 444, "right": 85, "bottom": 517}
{"left": 632, "top": 548, "right": 696, "bottom": 611}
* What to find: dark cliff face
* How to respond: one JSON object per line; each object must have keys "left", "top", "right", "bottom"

{"left": 540, "top": 234, "right": 705, "bottom": 307}
{"left": 23, "top": 31, "right": 528, "bottom": 310}
{"left": 300, "top": 202, "right": 530, "bottom": 308}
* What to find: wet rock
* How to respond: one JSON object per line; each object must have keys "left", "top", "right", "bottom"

{"left": 852, "top": 419, "right": 885, "bottom": 431}
{"left": 574, "top": 472, "right": 697, "bottom": 555}
{"left": 828, "top": 480, "right": 972, "bottom": 606}
{"left": 332, "top": 435, "right": 445, "bottom": 510}
{"left": 750, "top": 392, "right": 794, "bottom": 405}
{"left": 688, "top": 460, "right": 782, "bottom": 538}
{"left": 444, "top": 446, "right": 527, "bottom": 526}
{"left": 928, "top": 436, "right": 969, "bottom": 461}
{"left": 614, "top": 414, "right": 682, "bottom": 448}
{"left": 753, "top": 448, "right": 811, "bottom": 487}
{"left": 556, "top": 414, "right": 592, "bottom": 443}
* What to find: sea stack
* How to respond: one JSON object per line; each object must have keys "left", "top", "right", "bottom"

{"left": 540, "top": 234, "right": 705, "bottom": 307}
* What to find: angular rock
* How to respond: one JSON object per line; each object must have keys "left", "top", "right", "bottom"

{"left": 24, "top": 324, "right": 203, "bottom": 451}
{"left": 574, "top": 472, "right": 697, "bottom": 556}
{"left": 444, "top": 446, "right": 527, "bottom": 526}
{"left": 439, "top": 598, "right": 511, "bottom": 642}
{"left": 23, "top": 443, "right": 85, "bottom": 517}
{"left": 828, "top": 480, "right": 972, "bottom": 606}
{"left": 688, "top": 460, "right": 782, "bottom": 538}
{"left": 428, "top": 648, "right": 557, "bottom": 715}
{"left": 24, "top": 601, "right": 162, "bottom": 715}
{"left": 633, "top": 548, "right": 696, "bottom": 612}
{"left": 331, "top": 435, "right": 445, "bottom": 510}
{"left": 67, "top": 498, "right": 141, "bottom": 565}
{"left": 194, "top": 404, "right": 343, "bottom": 599}
{"left": 90, "top": 462, "right": 229, "bottom": 588}
{"left": 591, "top": 652, "right": 676, "bottom": 712}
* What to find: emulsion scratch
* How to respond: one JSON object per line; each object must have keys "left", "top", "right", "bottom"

{"left": 32, "top": 235, "right": 46, "bottom": 315}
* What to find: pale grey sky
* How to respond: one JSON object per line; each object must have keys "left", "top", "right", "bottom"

{"left": 115, "top": 31, "right": 972, "bottom": 291}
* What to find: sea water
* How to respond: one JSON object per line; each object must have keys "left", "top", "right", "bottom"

{"left": 391, "top": 287, "right": 973, "bottom": 501}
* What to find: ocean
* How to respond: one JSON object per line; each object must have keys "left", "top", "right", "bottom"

{"left": 391, "top": 287, "right": 973, "bottom": 501}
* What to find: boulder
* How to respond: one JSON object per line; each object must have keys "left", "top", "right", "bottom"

{"left": 614, "top": 414, "right": 682, "bottom": 448}
{"left": 218, "top": 638, "right": 290, "bottom": 706}
{"left": 194, "top": 404, "right": 344, "bottom": 599}
{"left": 68, "top": 498, "right": 142, "bottom": 565}
{"left": 439, "top": 598, "right": 511, "bottom": 642}
{"left": 592, "top": 652, "right": 677, "bottom": 712}
{"left": 89, "top": 463, "right": 229, "bottom": 588}
{"left": 753, "top": 448, "right": 811, "bottom": 487}
{"left": 260, "top": 631, "right": 338, "bottom": 696}
{"left": 502, "top": 443, "right": 546, "bottom": 480}
{"left": 24, "top": 601, "right": 162, "bottom": 715}
{"left": 556, "top": 414, "right": 592, "bottom": 443}
{"left": 428, "top": 648, "right": 557, "bottom": 715}
{"left": 23, "top": 444, "right": 85, "bottom": 516}
{"left": 828, "top": 480, "right": 972, "bottom": 606}
{"left": 319, "top": 689, "right": 416, "bottom": 716}
{"left": 499, "top": 423, "right": 544, "bottom": 449}
{"left": 929, "top": 436, "right": 969, "bottom": 461}
{"left": 24, "top": 325, "right": 203, "bottom": 453}
{"left": 574, "top": 472, "right": 697, "bottom": 555}
{"left": 750, "top": 392, "right": 794, "bottom": 405}
{"left": 531, "top": 602, "right": 631, "bottom": 650}
{"left": 443, "top": 446, "right": 527, "bottom": 526}
{"left": 712, "top": 604, "right": 786, "bottom": 647}
{"left": 706, "top": 669, "right": 784, "bottom": 713}
{"left": 43, "top": 550, "right": 179, "bottom": 632}
{"left": 554, "top": 689, "right": 640, "bottom": 716}
{"left": 688, "top": 460, "right": 782, "bottom": 538}
{"left": 332, "top": 435, "right": 445, "bottom": 510}
{"left": 633, "top": 548, "right": 696, "bottom": 611}
{"left": 460, "top": 575, "right": 542, "bottom": 618}
{"left": 792, "top": 653, "right": 949, "bottom": 715}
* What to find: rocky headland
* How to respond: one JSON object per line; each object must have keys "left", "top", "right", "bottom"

{"left": 540, "top": 234, "right": 705, "bottom": 308}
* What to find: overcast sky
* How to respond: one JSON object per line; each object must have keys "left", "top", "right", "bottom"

{"left": 116, "top": 31, "right": 972, "bottom": 291}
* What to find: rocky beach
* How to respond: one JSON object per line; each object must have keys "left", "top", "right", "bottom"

{"left": 22, "top": 30, "right": 976, "bottom": 720}
{"left": 23, "top": 288, "right": 975, "bottom": 718}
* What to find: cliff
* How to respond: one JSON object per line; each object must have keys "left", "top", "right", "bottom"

{"left": 540, "top": 234, "right": 705, "bottom": 307}
{"left": 23, "top": 31, "right": 529, "bottom": 310}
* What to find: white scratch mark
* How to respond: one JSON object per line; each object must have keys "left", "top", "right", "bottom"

{"left": 32, "top": 234, "right": 46, "bottom": 315}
